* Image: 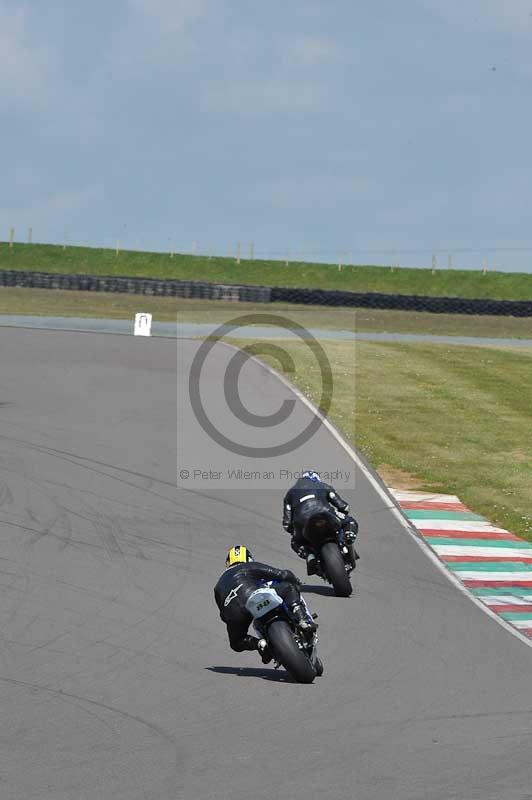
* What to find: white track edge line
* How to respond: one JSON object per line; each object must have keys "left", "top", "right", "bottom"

{"left": 220, "top": 340, "right": 532, "bottom": 653}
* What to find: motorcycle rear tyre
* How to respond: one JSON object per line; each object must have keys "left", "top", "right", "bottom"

{"left": 321, "top": 541, "right": 353, "bottom": 597}
{"left": 268, "top": 620, "right": 316, "bottom": 684}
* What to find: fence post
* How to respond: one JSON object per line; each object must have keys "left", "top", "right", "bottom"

{"left": 9, "top": 227, "right": 15, "bottom": 248}
{"left": 432, "top": 254, "right": 437, "bottom": 274}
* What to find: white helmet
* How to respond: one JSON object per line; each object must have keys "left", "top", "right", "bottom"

{"left": 302, "top": 470, "right": 321, "bottom": 482}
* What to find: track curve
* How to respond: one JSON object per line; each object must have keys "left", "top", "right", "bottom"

{"left": 0, "top": 328, "right": 531, "bottom": 800}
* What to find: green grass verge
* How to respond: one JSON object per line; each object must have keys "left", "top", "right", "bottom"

{"left": 2, "top": 241, "right": 532, "bottom": 300}
{"left": 249, "top": 339, "right": 532, "bottom": 542}
{"left": 4, "top": 288, "right": 532, "bottom": 338}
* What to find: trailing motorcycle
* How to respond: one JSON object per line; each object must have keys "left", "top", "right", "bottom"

{"left": 245, "top": 584, "right": 322, "bottom": 684}
{"left": 303, "top": 510, "right": 358, "bottom": 597}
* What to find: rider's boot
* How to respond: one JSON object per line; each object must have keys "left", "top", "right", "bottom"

{"left": 306, "top": 552, "right": 318, "bottom": 576}
{"left": 257, "top": 638, "right": 273, "bottom": 664}
{"left": 296, "top": 544, "right": 317, "bottom": 576}
{"left": 340, "top": 520, "right": 360, "bottom": 563}
{"left": 290, "top": 602, "right": 318, "bottom": 634}
{"left": 343, "top": 518, "right": 359, "bottom": 545}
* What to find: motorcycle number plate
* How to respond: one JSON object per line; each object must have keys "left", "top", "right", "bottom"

{"left": 245, "top": 587, "right": 283, "bottom": 619}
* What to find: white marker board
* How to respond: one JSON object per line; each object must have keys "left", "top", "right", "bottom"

{"left": 134, "top": 313, "right": 152, "bottom": 336}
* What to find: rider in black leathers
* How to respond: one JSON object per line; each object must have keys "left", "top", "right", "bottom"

{"left": 282, "top": 470, "right": 359, "bottom": 575}
{"left": 214, "top": 545, "right": 317, "bottom": 663}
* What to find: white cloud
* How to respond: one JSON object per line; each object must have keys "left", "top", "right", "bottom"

{"left": 127, "top": 0, "right": 211, "bottom": 33}
{"left": 419, "top": 0, "right": 532, "bottom": 36}
{"left": 115, "top": 0, "right": 212, "bottom": 70}
{"left": 283, "top": 35, "right": 342, "bottom": 67}
{"left": 41, "top": 186, "right": 101, "bottom": 217}
{"left": 0, "top": 185, "right": 101, "bottom": 232}
{"left": 203, "top": 79, "right": 329, "bottom": 114}
{"left": 0, "top": 4, "right": 57, "bottom": 109}
{"left": 266, "top": 176, "right": 371, "bottom": 210}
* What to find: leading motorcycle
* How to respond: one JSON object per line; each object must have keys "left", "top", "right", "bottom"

{"left": 303, "top": 510, "right": 357, "bottom": 597}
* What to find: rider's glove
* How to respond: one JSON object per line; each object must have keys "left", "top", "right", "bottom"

{"left": 280, "top": 569, "right": 301, "bottom": 586}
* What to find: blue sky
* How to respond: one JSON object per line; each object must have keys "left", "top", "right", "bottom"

{"left": 1, "top": 0, "right": 531, "bottom": 270}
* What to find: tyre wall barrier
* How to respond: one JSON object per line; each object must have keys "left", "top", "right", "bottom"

{"left": 271, "top": 286, "right": 532, "bottom": 316}
{"left": 0, "top": 270, "right": 272, "bottom": 303}
{"left": 2, "top": 269, "right": 532, "bottom": 316}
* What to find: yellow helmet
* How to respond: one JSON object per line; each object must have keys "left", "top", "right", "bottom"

{"left": 226, "top": 545, "right": 254, "bottom": 568}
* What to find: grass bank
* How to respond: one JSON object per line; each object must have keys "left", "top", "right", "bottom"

{"left": 2, "top": 242, "right": 532, "bottom": 300}
{"left": 250, "top": 339, "right": 532, "bottom": 542}
{"left": 4, "top": 288, "right": 532, "bottom": 338}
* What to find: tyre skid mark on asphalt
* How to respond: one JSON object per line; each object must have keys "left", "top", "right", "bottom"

{"left": 0, "top": 430, "right": 276, "bottom": 525}
{"left": 0, "top": 673, "right": 177, "bottom": 747}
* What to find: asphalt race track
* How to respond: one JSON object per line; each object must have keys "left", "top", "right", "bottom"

{"left": 1, "top": 328, "right": 531, "bottom": 800}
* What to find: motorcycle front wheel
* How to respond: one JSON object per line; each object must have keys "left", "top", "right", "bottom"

{"left": 268, "top": 620, "right": 316, "bottom": 684}
{"left": 321, "top": 541, "right": 353, "bottom": 597}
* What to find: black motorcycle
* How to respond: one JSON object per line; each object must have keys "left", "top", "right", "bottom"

{"left": 303, "top": 510, "right": 357, "bottom": 597}
{"left": 245, "top": 584, "right": 322, "bottom": 684}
